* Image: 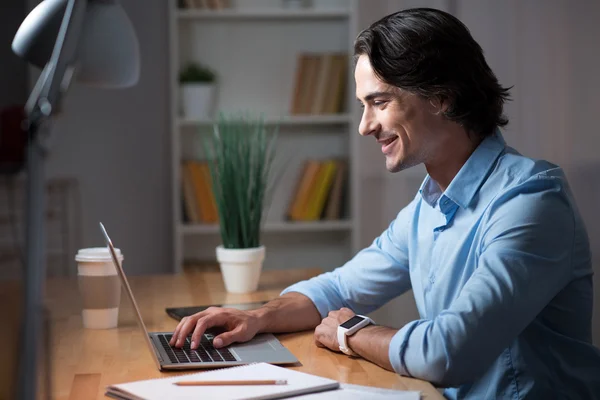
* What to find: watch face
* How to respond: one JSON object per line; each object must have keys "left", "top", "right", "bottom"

{"left": 341, "top": 315, "right": 365, "bottom": 329}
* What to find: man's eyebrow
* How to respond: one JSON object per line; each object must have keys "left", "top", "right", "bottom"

{"left": 357, "top": 91, "right": 395, "bottom": 103}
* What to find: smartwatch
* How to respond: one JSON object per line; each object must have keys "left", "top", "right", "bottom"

{"left": 337, "top": 315, "right": 374, "bottom": 356}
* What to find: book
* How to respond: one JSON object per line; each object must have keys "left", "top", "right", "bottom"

{"left": 323, "top": 53, "right": 348, "bottom": 114}
{"left": 185, "top": 161, "right": 207, "bottom": 223}
{"left": 286, "top": 160, "right": 310, "bottom": 219}
{"left": 199, "top": 161, "right": 219, "bottom": 223}
{"left": 324, "top": 159, "right": 347, "bottom": 220}
{"left": 311, "top": 53, "right": 334, "bottom": 114}
{"left": 304, "top": 160, "right": 337, "bottom": 221}
{"left": 181, "top": 163, "right": 200, "bottom": 223}
{"left": 298, "top": 54, "right": 321, "bottom": 115}
{"left": 105, "top": 362, "right": 340, "bottom": 400}
{"left": 288, "top": 160, "right": 321, "bottom": 221}
{"left": 290, "top": 54, "right": 309, "bottom": 115}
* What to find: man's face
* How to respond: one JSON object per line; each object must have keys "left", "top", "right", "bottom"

{"left": 354, "top": 55, "right": 444, "bottom": 172}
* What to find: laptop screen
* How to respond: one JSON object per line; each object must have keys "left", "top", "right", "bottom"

{"left": 99, "top": 222, "right": 161, "bottom": 369}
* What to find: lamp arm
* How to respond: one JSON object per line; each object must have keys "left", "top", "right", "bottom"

{"left": 25, "top": 0, "right": 86, "bottom": 131}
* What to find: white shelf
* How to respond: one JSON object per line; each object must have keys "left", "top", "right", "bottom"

{"left": 178, "top": 114, "right": 352, "bottom": 128}
{"left": 177, "top": 8, "right": 351, "bottom": 21}
{"left": 169, "top": 0, "right": 363, "bottom": 272}
{"left": 180, "top": 220, "right": 353, "bottom": 234}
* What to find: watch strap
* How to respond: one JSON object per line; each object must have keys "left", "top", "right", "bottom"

{"left": 337, "top": 326, "right": 357, "bottom": 356}
{"left": 337, "top": 315, "right": 373, "bottom": 356}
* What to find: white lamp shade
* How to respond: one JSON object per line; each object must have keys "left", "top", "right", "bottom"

{"left": 77, "top": 1, "right": 140, "bottom": 88}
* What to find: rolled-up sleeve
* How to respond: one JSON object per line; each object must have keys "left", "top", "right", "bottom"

{"left": 281, "top": 198, "right": 417, "bottom": 318}
{"left": 388, "top": 176, "right": 575, "bottom": 386}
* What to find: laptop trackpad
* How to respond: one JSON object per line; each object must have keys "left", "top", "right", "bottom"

{"left": 232, "top": 333, "right": 280, "bottom": 352}
{"left": 230, "top": 333, "right": 291, "bottom": 361}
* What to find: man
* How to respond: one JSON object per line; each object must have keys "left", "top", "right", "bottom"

{"left": 171, "top": 8, "right": 600, "bottom": 399}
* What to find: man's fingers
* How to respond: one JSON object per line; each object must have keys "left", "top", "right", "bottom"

{"left": 314, "top": 325, "right": 325, "bottom": 348}
{"left": 190, "top": 318, "right": 208, "bottom": 350}
{"left": 176, "top": 315, "right": 203, "bottom": 347}
{"left": 170, "top": 317, "right": 187, "bottom": 345}
{"left": 213, "top": 326, "right": 245, "bottom": 348}
{"left": 314, "top": 336, "right": 325, "bottom": 348}
{"left": 190, "top": 313, "right": 228, "bottom": 349}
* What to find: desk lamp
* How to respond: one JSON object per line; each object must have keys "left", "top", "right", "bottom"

{"left": 12, "top": 1, "right": 139, "bottom": 398}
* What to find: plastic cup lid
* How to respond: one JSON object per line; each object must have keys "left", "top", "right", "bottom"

{"left": 75, "top": 247, "right": 123, "bottom": 262}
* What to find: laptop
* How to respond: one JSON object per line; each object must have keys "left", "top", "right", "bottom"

{"left": 99, "top": 222, "right": 299, "bottom": 371}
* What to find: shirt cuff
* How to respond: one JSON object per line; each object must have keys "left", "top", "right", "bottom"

{"left": 388, "top": 320, "right": 421, "bottom": 376}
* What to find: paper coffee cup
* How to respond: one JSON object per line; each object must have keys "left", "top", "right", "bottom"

{"left": 75, "top": 248, "right": 123, "bottom": 329}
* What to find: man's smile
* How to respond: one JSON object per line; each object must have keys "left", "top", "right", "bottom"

{"left": 378, "top": 136, "right": 398, "bottom": 154}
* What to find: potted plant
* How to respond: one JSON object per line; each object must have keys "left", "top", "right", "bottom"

{"left": 179, "top": 62, "right": 217, "bottom": 119}
{"left": 201, "top": 113, "right": 278, "bottom": 293}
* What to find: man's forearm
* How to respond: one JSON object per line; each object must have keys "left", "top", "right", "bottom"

{"left": 347, "top": 325, "right": 397, "bottom": 371}
{"left": 250, "top": 292, "right": 322, "bottom": 333}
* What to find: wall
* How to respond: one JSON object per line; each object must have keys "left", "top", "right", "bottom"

{"left": 0, "top": 0, "right": 27, "bottom": 279}
{"left": 32, "top": 0, "right": 172, "bottom": 275}
{"left": 0, "top": 0, "right": 27, "bottom": 108}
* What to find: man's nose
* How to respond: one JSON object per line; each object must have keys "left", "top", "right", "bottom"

{"left": 358, "top": 108, "right": 379, "bottom": 137}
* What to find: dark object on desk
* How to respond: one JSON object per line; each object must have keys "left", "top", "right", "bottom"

{"left": 166, "top": 301, "right": 268, "bottom": 321}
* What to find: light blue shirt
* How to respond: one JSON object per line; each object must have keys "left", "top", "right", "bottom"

{"left": 282, "top": 131, "right": 600, "bottom": 399}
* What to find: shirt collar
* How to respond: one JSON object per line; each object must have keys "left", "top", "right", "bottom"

{"left": 419, "top": 129, "right": 506, "bottom": 209}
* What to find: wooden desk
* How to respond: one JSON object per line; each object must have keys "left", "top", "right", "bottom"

{"left": 45, "top": 267, "right": 443, "bottom": 399}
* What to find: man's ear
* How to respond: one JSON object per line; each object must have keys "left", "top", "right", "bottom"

{"left": 428, "top": 96, "right": 451, "bottom": 115}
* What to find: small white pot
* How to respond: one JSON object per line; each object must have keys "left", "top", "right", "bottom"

{"left": 181, "top": 83, "right": 215, "bottom": 119}
{"left": 216, "top": 245, "right": 265, "bottom": 293}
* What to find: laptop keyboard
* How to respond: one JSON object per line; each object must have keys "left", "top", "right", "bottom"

{"left": 159, "top": 333, "right": 237, "bottom": 364}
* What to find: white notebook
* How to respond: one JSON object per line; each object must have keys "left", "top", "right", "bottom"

{"left": 105, "top": 362, "right": 340, "bottom": 400}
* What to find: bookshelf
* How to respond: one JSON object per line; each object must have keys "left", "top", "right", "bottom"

{"left": 169, "top": 0, "right": 390, "bottom": 273}
{"left": 180, "top": 220, "right": 353, "bottom": 235}
{"left": 178, "top": 113, "right": 352, "bottom": 127}
{"left": 176, "top": 8, "right": 351, "bottom": 20}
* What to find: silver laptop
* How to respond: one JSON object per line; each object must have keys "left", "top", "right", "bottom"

{"left": 99, "top": 222, "right": 298, "bottom": 371}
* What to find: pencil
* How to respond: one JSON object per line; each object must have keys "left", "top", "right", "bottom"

{"left": 174, "top": 379, "right": 288, "bottom": 386}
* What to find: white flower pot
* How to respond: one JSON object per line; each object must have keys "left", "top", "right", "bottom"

{"left": 181, "top": 83, "right": 215, "bottom": 119}
{"left": 216, "top": 245, "right": 265, "bottom": 293}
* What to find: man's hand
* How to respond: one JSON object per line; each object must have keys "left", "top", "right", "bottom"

{"left": 169, "top": 307, "right": 262, "bottom": 350}
{"left": 313, "top": 307, "right": 356, "bottom": 352}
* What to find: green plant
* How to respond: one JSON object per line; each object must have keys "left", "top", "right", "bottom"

{"left": 201, "top": 113, "right": 278, "bottom": 249}
{"left": 179, "top": 62, "right": 216, "bottom": 84}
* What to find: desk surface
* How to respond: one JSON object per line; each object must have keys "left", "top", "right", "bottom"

{"left": 46, "top": 267, "right": 443, "bottom": 400}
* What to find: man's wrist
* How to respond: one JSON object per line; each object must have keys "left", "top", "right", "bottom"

{"left": 345, "top": 324, "right": 378, "bottom": 354}
{"left": 346, "top": 325, "right": 396, "bottom": 370}
{"left": 248, "top": 306, "right": 272, "bottom": 333}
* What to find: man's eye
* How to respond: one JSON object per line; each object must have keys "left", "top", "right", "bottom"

{"left": 374, "top": 101, "right": 387, "bottom": 107}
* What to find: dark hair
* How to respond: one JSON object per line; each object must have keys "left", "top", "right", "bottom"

{"left": 354, "top": 8, "right": 511, "bottom": 139}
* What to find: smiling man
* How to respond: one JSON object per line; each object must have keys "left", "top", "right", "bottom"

{"left": 171, "top": 8, "right": 600, "bottom": 399}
